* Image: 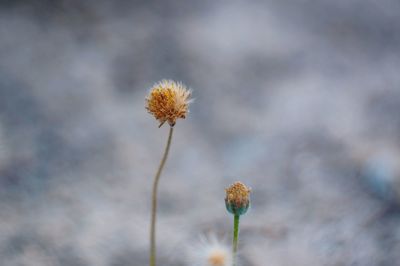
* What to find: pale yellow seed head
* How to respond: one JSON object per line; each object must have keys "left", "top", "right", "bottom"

{"left": 186, "top": 235, "right": 233, "bottom": 266}
{"left": 145, "top": 80, "right": 192, "bottom": 127}
{"left": 208, "top": 249, "right": 229, "bottom": 266}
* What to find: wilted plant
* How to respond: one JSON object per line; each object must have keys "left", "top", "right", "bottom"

{"left": 145, "top": 80, "right": 192, "bottom": 266}
{"left": 225, "top": 181, "right": 251, "bottom": 266}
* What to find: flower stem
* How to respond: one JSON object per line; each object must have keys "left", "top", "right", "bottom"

{"left": 150, "top": 126, "right": 174, "bottom": 266}
{"left": 232, "top": 214, "right": 240, "bottom": 266}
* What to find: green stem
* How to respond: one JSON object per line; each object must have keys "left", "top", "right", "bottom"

{"left": 149, "top": 126, "right": 174, "bottom": 266}
{"left": 232, "top": 214, "right": 240, "bottom": 265}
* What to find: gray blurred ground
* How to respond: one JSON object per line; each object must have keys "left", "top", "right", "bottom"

{"left": 1, "top": 1, "right": 400, "bottom": 265}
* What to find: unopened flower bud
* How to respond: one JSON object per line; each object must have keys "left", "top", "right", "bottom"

{"left": 225, "top": 181, "right": 251, "bottom": 216}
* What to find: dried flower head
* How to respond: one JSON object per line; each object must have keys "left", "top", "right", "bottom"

{"left": 225, "top": 181, "right": 251, "bottom": 216}
{"left": 186, "top": 235, "right": 233, "bottom": 266}
{"left": 145, "top": 80, "right": 192, "bottom": 127}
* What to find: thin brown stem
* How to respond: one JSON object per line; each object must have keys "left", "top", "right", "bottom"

{"left": 149, "top": 126, "right": 174, "bottom": 266}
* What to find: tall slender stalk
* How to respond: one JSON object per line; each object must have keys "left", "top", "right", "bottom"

{"left": 225, "top": 181, "right": 251, "bottom": 266}
{"left": 232, "top": 214, "right": 240, "bottom": 266}
{"left": 149, "top": 126, "right": 174, "bottom": 266}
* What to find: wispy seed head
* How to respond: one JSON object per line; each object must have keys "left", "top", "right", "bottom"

{"left": 186, "top": 235, "right": 233, "bottom": 266}
{"left": 208, "top": 249, "right": 229, "bottom": 266}
{"left": 145, "top": 80, "right": 192, "bottom": 127}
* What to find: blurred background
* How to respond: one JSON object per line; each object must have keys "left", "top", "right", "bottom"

{"left": 1, "top": 1, "right": 400, "bottom": 265}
